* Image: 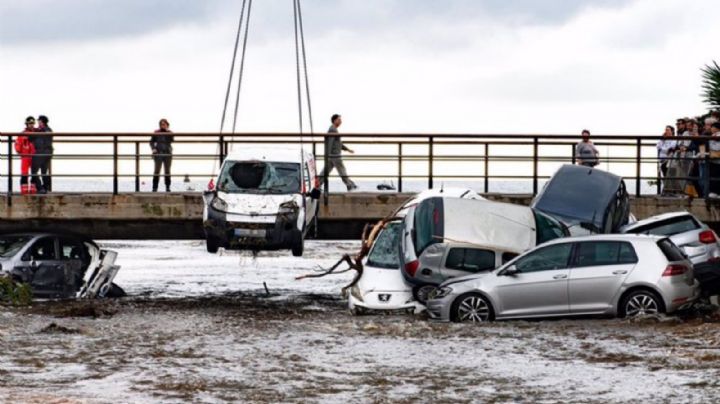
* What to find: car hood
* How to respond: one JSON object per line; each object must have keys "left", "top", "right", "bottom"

{"left": 217, "top": 192, "right": 298, "bottom": 215}
{"left": 357, "top": 264, "right": 410, "bottom": 293}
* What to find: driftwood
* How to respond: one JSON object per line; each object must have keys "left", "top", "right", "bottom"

{"left": 296, "top": 215, "right": 400, "bottom": 295}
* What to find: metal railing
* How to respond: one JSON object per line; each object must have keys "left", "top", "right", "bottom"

{"left": 0, "top": 132, "right": 712, "bottom": 204}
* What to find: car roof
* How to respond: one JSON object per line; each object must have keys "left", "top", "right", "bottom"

{"left": 225, "top": 147, "right": 312, "bottom": 163}
{"left": 620, "top": 211, "right": 695, "bottom": 231}
{"left": 541, "top": 233, "right": 664, "bottom": 245}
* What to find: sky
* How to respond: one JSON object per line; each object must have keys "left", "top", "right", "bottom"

{"left": 1, "top": 0, "right": 718, "bottom": 135}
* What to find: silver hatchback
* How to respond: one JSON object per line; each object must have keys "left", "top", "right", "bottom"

{"left": 427, "top": 235, "right": 699, "bottom": 322}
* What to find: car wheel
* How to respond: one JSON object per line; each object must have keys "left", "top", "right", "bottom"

{"left": 206, "top": 236, "right": 221, "bottom": 253}
{"left": 619, "top": 290, "right": 663, "bottom": 318}
{"left": 412, "top": 285, "right": 436, "bottom": 304}
{"left": 451, "top": 293, "right": 494, "bottom": 323}
{"left": 291, "top": 234, "right": 304, "bottom": 257}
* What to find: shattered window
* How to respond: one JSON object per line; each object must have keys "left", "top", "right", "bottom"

{"left": 0, "top": 236, "right": 31, "bottom": 258}
{"left": 367, "top": 221, "right": 402, "bottom": 269}
{"left": 217, "top": 161, "right": 301, "bottom": 194}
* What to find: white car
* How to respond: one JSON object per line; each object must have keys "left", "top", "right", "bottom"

{"left": 203, "top": 147, "right": 321, "bottom": 256}
{"left": 348, "top": 188, "right": 484, "bottom": 314}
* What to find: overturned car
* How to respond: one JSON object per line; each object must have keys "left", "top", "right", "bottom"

{"left": 0, "top": 233, "right": 123, "bottom": 299}
{"left": 399, "top": 197, "right": 569, "bottom": 302}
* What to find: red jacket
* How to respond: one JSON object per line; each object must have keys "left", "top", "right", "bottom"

{"left": 15, "top": 133, "right": 36, "bottom": 157}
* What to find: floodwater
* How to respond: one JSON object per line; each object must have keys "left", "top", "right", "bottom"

{"left": 2, "top": 241, "right": 720, "bottom": 403}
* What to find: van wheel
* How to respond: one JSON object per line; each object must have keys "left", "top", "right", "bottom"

{"left": 206, "top": 236, "right": 221, "bottom": 253}
{"left": 412, "top": 285, "right": 436, "bottom": 304}
{"left": 451, "top": 293, "right": 494, "bottom": 323}
{"left": 619, "top": 289, "right": 663, "bottom": 318}
{"left": 291, "top": 234, "right": 304, "bottom": 257}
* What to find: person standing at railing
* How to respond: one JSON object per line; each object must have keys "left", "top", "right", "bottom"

{"left": 575, "top": 129, "right": 599, "bottom": 167}
{"left": 16, "top": 116, "right": 37, "bottom": 194}
{"left": 657, "top": 126, "right": 677, "bottom": 179}
{"left": 150, "top": 118, "right": 174, "bottom": 192}
{"left": 29, "top": 115, "right": 53, "bottom": 194}
{"left": 708, "top": 122, "right": 720, "bottom": 198}
{"left": 322, "top": 114, "right": 357, "bottom": 191}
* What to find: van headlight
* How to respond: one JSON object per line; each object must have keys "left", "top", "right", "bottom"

{"left": 211, "top": 196, "right": 228, "bottom": 212}
{"left": 430, "top": 286, "right": 453, "bottom": 300}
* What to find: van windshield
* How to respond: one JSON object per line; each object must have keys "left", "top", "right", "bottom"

{"left": 0, "top": 236, "right": 31, "bottom": 258}
{"left": 217, "top": 161, "right": 301, "bottom": 194}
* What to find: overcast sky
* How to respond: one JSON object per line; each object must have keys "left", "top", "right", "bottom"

{"left": 1, "top": 0, "right": 717, "bottom": 135}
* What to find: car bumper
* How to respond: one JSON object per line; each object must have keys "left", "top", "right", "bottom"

{"left": 660, "top": 279, "right": 701, "bottom": 313}
{"left": 349, "top": 291, "right": 424, "bottom": 313}
{"left": 204, "top": 205, "right": 300, "bottom": 249}
{"left": 426, "top": 294, "right": 457, "bottom": 322}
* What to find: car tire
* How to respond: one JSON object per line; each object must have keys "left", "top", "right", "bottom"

{"left": 412, "top": 285, "right": 436, "bottom": 304}
{"left": 206, "top": 236, "right": 221, "bottom": 253}
{"left": 618, "top": 289, "right": 664, "bottom": 318}
{"left": 291, "top": 233, "right": 304, "bottom": 257}
{"left": 104, "top": 283, "right": 126, "bottom": 298}
{"left": 451, "top": 292, "right": 494, "bottom": 323}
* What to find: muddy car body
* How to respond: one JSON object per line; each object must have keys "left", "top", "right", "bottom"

{"left": 400, "top": 197, "right": 569, "bottom": 302}
{"left": 203, "top": 147, "right": 320, "bottom": 256}
{"left": 348, "top": 188, "right": 484, "bottom": 314}
{"left": 531, "top": 164, "right": 630, "bottom": 235}
{"left": 0, "top": 233, "right": 122, "bottom": 299}
{"left": 427, "top": 235, "right": 700, "bottom": 322}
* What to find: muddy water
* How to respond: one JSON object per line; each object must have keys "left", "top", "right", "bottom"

{"left": 2, "top": 294, "right": 720, "bottom": 403}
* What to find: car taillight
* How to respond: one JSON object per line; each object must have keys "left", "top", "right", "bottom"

{"left": 405, "top": 260, "right": 420, "bottom": 277}
{"left": 699, "top": 230, "right": 717, "bottom": 244}
{"left": 662, "top": 264, "right": 688, "bottom": 277}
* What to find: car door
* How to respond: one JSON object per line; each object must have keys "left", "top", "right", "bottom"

{"left": 20, "top": 236, "right": 66, "bottom": 297}
{"left": 493, "top": 242, "right": 573, "bottom": 318}
{"left": 568, "top": 241, "right": 637, "bottom": 313}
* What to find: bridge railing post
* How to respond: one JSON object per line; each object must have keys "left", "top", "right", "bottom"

{"left": 428, "top": 136, "right": 434, "bottom": 189}
{"left": 7, "top": 135, "right": 13, "bottom": 207}
{"left": 398, "top": 142, "right": 403, "bottom": 193}
{"left": 532, "top": 136, "right": 539, "bottom": 195}
{"left": 113, "top": 135, "right": 119, "bottom": 195}
{"left": 635, "top": 138, "right": 641, "bottom": 196}
{"left": 219, "top": 135, "right": 225, "bottom": 164}
{"left": 323, "top": 134, "right": 329, "bottom": 206}
{"left": 484, "top": 143, "right": 489, "bottom": 193}
{"left": 135, "top": 141, "right": 140, "bottom": 192}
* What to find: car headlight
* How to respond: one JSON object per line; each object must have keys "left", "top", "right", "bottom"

{"left": 211, "top": 196, "right": 228, "bottom": 212}
{"left": 350, "top": 285, "right": 364, "bottom": 302}
{"left": 278, "top": 201, "right": 299, "bottom": 214}
{"left": 430, "top": 286, "right": 453, "bottom": 300}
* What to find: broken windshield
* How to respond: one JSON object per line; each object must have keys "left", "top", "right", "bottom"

{"left": 367, "top": 221, "right": 402, "bottom": 269}
{"left": 217, "top": 161, "right": 301, "bottom": 194}
{"left": 0, "top": 236, "right": 31, "bottom": 258}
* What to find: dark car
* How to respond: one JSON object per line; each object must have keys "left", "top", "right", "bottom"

{"left": 0, "top": 233, "right": 124, "bottom": 299}
{"left": 531, "top": 164, "right": 630, "bottom": 235}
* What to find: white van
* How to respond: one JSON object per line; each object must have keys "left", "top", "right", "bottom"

{"left": 202, "top": 147, "right": 321, "bottom": 256}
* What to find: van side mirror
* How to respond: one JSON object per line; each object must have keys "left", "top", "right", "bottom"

{"left": 308, "top": 188, "right": 321, "bottom": 200}
{"left": 502, "top": 265, "right": 519, "bottom": 276}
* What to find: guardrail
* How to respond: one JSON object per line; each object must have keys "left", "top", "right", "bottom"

{"left": 0, "top": 132, "right": 710, "bottom": 204}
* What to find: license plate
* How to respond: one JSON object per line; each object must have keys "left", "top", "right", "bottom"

{"left": 234, "top": 228, "right": 266, "bottom": 237}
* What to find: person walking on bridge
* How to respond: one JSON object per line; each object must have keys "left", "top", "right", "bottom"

{"left": 150, "top": 118, "right": 174, "bottom": 192}
{"left": 30, "top": 115, "right": 53, "bottom": 193}
{"left": 322, "top": 114, "right": 357, "bottom": 191}
{"left": 16, "top": 116, "right": 37, "bottom": 194}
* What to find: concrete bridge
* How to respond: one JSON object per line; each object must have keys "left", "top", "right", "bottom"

{"left": 1, "top": 193, "right": 720, "bottom": 239}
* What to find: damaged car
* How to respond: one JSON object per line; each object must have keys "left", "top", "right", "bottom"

{"left": 348, "top": 188, "right": 484, "bottom": 315}
{"left": 203, "top": 147, "right": 321, "bottom": 256}
{"left": 399, "top": 197, "right": 569, "bottom": 303}
{"left": 0, "top": 233, "right": 124, "bottom": 299}
{"left": 531, "top": 164, "right": 630, "bottom": 235}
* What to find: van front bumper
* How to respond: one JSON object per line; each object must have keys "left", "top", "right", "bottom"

{"left": 204, "top": 205, "right": 300, "bottom": 250}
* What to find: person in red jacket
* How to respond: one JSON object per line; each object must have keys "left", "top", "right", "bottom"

{"left": 16, "top": 116, "right": 37, "bottom": 194}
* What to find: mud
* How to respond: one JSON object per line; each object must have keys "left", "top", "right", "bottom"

{"left": 2, "top": 294, "right": 720, "bottom": 403}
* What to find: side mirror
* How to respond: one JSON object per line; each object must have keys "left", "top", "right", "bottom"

{"left": 502, "top": 265, "right": 519, "bottom": 276}
{"left": 308, "top": 188, "right": 321, "bottom": 200}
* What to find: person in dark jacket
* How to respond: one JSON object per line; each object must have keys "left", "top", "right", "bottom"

{"left": 150, "top": 118, "right": 174, "bottom": 192}
{"left": 30, "top": 115, "right": 53, "bottom": 193}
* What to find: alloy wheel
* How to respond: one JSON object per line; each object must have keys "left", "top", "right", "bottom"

{"left": 625, "top": 293, "right": 659, "bottom": 317}
{"left": 456, "top": 295, "right": 491, "bottom": 323}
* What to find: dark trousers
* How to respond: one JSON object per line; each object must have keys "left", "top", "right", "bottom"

{"left": 153, "top": 155, "right": 172, "bottom": 191}
{"left": 709, "top": 163, "right": 720, "bottom": 195}
{"left": 31, "top": 155, "right": 51, "bottom": 192}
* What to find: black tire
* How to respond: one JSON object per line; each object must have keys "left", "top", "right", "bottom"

{"left": 291, "top": 233, "right": 304, "bottom": 257}
{"left": 206, "top": 236, "right": 221, "bottom": 253}
{"left": 412, "top": 285, "right": 436, "bottom": 304}
{"left": 451, "top": 292, "right": 494, "bottom": 323}
{"left": 618, "top": 289, "right": 664, "bottom": 318}
{"left": 104, "top": 283, "right": 126, "bottom": 298}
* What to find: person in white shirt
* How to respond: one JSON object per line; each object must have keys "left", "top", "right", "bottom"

{"left": 657, "top": 125, "right": 677, "bottom": 178}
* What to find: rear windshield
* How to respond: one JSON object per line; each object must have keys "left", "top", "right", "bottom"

{"left": 413, "top": 198, "right": 443, "bottom": 256}
{"left": 0, "top": 236, "right": 31, "bottom": 258}
{"left": 367, "top": 222, "right": 401, "bottom": 269}
{"left": 217, "top": 161, "right": 301, "bottom": 194}
{"left": 657, "top": 239, "right": 686, "bottom": 262}
{"left": 625, "top": 215, "right": 700, "bottom": 237}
